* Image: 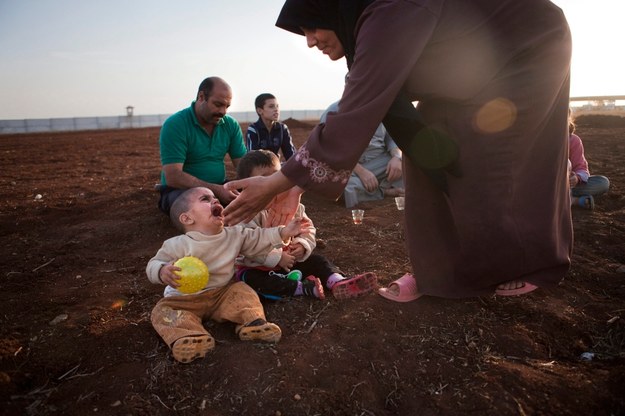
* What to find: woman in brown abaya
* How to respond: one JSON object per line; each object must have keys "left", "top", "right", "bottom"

{"left": 224, "top": 0, "right": 573, "bottom": 300}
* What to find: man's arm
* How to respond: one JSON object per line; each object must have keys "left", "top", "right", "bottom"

{"left": 385, "top": 156, "right": 403, "bottom": 183}
{"left": 281, "top": 124, "right": 296, "bottom": 160}
{"left": 245, "top": 125, "right": 259, "bottom": 151}
{"left": 389, "top": 148, "right": 402, "bottom": 160}
{"left": 352, "top": 163, "right": 379, "bottom": 192}
{"left": 385, "top": 133, "right": 403, "bottom": 183}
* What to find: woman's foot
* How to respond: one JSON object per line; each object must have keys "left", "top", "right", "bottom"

{"left": 495, "top": 281, "right": 538, "bottom": 296}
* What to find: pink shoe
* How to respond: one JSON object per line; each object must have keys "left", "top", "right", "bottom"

{"left": 331, "top": 272, "right": 378, "bottom": 300}
{"left": 378, "top": 273, "right": 421, "bottom": 302}
{"left": 303, "top": 275, "right": 325, "bottom": 300}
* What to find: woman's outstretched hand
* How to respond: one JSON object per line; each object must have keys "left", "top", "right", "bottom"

{"left": 223, "top": 171, "right": 295, "bottom": 225}
{"left": 267, "top": 186, "right": 304, "bottom": 227}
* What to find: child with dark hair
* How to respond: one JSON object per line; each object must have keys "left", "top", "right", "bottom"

{"left": 246, "top": 93, "right": 296, "bottom": 161}
{"left": 235, "top": 149, "right": 378, "bottom": 300}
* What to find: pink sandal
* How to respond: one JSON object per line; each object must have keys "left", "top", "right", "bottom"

{"left": 378, "top": 273, "right": 421, "bottom": 302}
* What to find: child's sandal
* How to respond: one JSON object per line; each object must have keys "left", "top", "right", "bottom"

{"left": 577, "top": 195, "right": 595, "bottom": 210}
{"left": 171, "top": 334, "right": 215, "bottom": 363}
{"left": 238, "top": 319, "right": 282, "bottom": 343}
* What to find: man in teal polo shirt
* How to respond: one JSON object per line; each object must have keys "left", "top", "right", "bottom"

{"left": 158, "top": 76, "right": 247, "bottom": 214}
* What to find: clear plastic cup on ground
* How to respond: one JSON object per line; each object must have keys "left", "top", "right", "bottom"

{"left": 395, "top": 197, "right": 405, "bottom": 210}
{"left": 351, "top": 209, "right": 364, "bottom": 224}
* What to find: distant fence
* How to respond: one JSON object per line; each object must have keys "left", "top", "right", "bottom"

{"left": 570, "top": 95, "right": 625, "bottom": 103}
{"left": 0, "top": 109, "right": 325, "bottom": 134}
{"left": 570, "top": 96, "right": 625, "bottom": 113}
{"left": 3, "top": 98, "right": 624, "bottom": 134}
{"left": 0, "top": 114, "right": 170, "bottom": 134}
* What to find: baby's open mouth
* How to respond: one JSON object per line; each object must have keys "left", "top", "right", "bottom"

{"left": 212, "top": 205, "right": 224, "bottom": 218}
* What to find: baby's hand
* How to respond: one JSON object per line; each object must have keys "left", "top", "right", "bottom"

{"left": 159, "top": 262, "right": 182, "bottom": 287}
{"left": 288, "top": 242, "right": 306, "bottom": 260}
{"left": 278, "top": 251, "right": 296, "bottom": 271}
{"left": 297, "top": 218, "right": 313, "bottom": 238}
{"left": 297, "top": 218, "right": 313, "bottom": 239}
{"left": 280, "top": 218, "right": 312, "bottom": 240}
{"left": 280, "top": 218, "right": 302, "bottom": 241}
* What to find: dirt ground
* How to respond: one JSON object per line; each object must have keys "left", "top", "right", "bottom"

{"left": 1, "top": 115, "right": 624, "bottom": 416}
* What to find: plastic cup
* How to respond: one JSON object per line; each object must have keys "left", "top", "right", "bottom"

{"left": 395, "top": 197, "right": 405, "bottom": 210}
{"left": 351, "top": 209, "right": 364, "bottom": 225}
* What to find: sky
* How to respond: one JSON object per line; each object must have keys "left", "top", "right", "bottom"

{"left": 0, "top": 0, "right": 623, "bottom": 120}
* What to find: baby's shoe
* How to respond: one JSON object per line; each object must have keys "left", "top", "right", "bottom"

{"left": 332, "top": 272, "right": 378, "bottom": 300}
{"left": 302, "top": 275, "right": 325, "bottom": 300}
{"left": 239, "top": 318, "right": 282, "bottom": 343}
{"left": 171, "top": 334, "right": 215, "bottom": 363}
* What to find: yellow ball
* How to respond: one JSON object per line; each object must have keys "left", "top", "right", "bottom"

{"left": 173, "top": 256, "right": 209, "bottom": 294}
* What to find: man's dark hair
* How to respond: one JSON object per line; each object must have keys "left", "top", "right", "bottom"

{"left": 254, "top": 93, "right": 276, "bottom": 110}
{"left": 237, "top": 150, "right": 280, "bottom": 179}
{"left": 197, "top": 77, "right": 228, "bottom": 100}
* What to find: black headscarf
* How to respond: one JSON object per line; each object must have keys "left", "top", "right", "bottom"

{"left": 275, "top": 0, "right": 373, "bottom": 68}
{"left": 276, "top": 0, "right": 459, "bottom": 192}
